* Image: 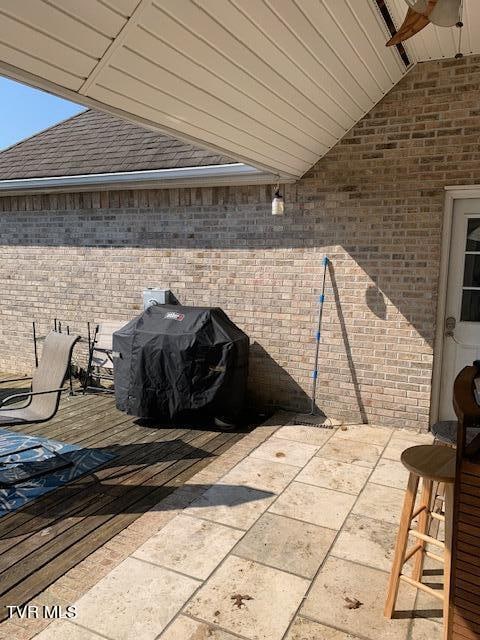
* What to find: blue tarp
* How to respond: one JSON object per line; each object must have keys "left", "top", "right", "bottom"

{"left": 0, "top": 428, "right": 115, "bottom": 517}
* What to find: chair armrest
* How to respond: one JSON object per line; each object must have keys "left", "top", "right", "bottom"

{"left": 0, "top": 376, "right": 32, "bottom": 385}
{"left": 0, "top": 387, "right": 67, "bottom": 408}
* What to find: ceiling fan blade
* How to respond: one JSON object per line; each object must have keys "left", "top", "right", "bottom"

{"left": 386, "top": 7, "right": 431, "bottom": 46}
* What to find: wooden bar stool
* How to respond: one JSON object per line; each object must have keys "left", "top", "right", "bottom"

{"left": 385, "top": 444, "right": 456, "bottom": 637}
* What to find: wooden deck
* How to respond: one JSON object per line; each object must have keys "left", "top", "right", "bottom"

{"left": 0, "top": 376, "right": 246, "bottom": 621}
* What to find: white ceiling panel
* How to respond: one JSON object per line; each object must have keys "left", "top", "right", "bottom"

{"left": 0, "top": 0, "right": 477, "bottom": 178}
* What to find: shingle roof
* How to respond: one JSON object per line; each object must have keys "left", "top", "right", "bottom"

{"left": 0, "top": 109, "right": 236, "bottom": 180}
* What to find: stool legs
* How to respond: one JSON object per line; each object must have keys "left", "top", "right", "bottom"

{"left": 412, "top": 478, "right": 433, "bottom": 583}
{"left": 429, "top": 481, "right": 445, "bottom": 540}
{"left": 384, "top": 472, "right": 419, "bottom": 618}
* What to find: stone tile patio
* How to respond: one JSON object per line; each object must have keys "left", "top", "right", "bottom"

{"left": 33, "top": 418, "right": 442, "bottom": 640}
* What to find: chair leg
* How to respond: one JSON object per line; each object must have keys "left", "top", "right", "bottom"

{"left": 385, "top": 472, "right": 420, "bottom": 618}
{"left": 412, "top": 478, "right": 433, "bottom": 582}
{"left": 429, "top": 481, "right": 445, "bottom": 540}
{"left": 83, "top": 325, "right": 98, "bottom": 395}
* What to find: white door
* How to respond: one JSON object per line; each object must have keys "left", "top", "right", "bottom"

{"left": 440, "top": 198, "right": 480, "bottom": 420}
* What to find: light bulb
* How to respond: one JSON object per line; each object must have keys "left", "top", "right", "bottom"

{"left": 272, "top": 189, "right": 284, "bottom": 216}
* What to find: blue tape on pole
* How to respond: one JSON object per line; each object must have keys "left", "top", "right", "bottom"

{"left": 322, "top": 256, "right": 329, "bottom": 266}
{"left": 311, "top": 370, "right": 318, "bottom": 379}
{"left": 316, "top": 331, "right": 321, "bottom": 341}
{"left": 319, "top": 294, "right": 325, "bottom": 303}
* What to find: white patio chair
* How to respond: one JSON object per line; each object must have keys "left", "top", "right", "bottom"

{"left": 83, "top": 321, "right": 126, "bottom": 394}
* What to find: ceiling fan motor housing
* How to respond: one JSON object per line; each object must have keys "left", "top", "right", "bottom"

{"left": 404, "top": 0, "right": 461, "bottom": 27}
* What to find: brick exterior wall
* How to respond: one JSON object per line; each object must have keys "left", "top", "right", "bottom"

{"left": 1, "top": 55, "right": 480, "bottom": 428}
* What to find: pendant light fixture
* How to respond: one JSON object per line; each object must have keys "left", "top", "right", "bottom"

{"left": 272, "top": 183, "right": 284, "bottom": 216}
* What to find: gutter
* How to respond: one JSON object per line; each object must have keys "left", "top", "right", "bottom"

{"left": 0, "top": 163, "right": 294, "bottom": 195}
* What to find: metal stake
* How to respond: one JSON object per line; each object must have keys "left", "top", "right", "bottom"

{"left": 32, "top": 321, "right": 38, "bottom": 368}
{"left": 310, "top": 256, "right": 329, "bottom": 415}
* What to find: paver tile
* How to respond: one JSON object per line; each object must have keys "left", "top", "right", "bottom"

{"left": 250, "top": 437, "right": 319, "bottom": 467}
{"left": 296, "top": 458, "right": 371, "bottom": 495}
{"left": 73, "top": 557, "right": 199, "bottom": 640}
{"left": 332, "top": 425, "right": 392, "bottom": 446}
{"left": 133, "top": 514, "right": 243, "bottom": 580}
{"left": 317, "top": 438, "right": 382, "bottom": 468}
{"left": 234, "top": 512, "right": 336, "bottom": 578}
{"left": 184, "top": 484, "right": 275, "bottom": 530}
{"left": 33, "top": 622, "right": 105, "bottom": 640}
{"left": 330, "top": 513, "right": 399, "bottom": 572}
{"left": 353, "top": 483, "right": 406, "bottom": 525}
{"left": 301, "top": 557, "right": 415, "bottom": 640}
{"left": 274, "top": 425, "right": 334, "bottom": 447}
{"left": 369, "top": 460, "right": 410, "bottom": 490}
{"left": 219, "top": 456, "right": 298, "bottom": 494}
{"left": 382, "top": 438, "right": 424, "bottom": 462}
{"left": 269, "top": 482, "right": 355, "bottom": 530}
{"left": 284, "top": 617, "right": 362, "bottom": 640}
{"left": 184, "top": 555, "right": 309, "bottom": 640}
{"left": 160, "top": 615, "right": 241, "bottom": 640}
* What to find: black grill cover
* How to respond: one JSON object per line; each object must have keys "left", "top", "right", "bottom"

{"left": 113, "top": 304, "right": 249, "bottom": 420}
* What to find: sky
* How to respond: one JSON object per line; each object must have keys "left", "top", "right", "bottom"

{"left": 0, "top": 77, "right": 85, "bottom": 151}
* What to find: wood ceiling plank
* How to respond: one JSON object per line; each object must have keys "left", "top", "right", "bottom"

{"left": 158, "top": 0, "right": 347, "bottom": 138}
{"left": 1, "top": 0, "right": 111, "bottom": 59}
{"left": 268, "top": 0, "right": 378, "bottom": 109}
{"left": 119, "top": 26, "right": 328, "bottom": 157}
{"left": 89, "top": 77, "right": 306, "bottom": 176}
{"left": 0, "top": 12, "right": 95, "bottom": 79}
{"left": 140, "top": 3, "right": 337, "bottom": 148}
{"left": 232, "top": 0, "right": 369, "bottom": 116}
{"left": 194, "top": 0, "right": 354, "bottom": 131}
{"left": 0, "top": 42, "right": 82, "bottom": 90}
{"left": 47, "top": 0, "right": 128, "bottom": 39}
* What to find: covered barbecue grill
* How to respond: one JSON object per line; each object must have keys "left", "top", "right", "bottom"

{"left": 112, "top": 304, "right": 249, "bottom": 422}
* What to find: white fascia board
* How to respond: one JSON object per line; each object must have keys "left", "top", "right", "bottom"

{"left": 0, "top": 163, "right": 292, "bottom": 195}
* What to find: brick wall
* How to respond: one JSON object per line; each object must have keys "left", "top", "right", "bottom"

{"left": 1, "top": 55, "right": 480, "bottom": 428}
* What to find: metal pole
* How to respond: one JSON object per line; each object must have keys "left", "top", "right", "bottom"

{"left": 66, "top": 325, "right": 74, "bottom": 396}
{"left": 32, "top": 321, "right": 38, "bottom": 368}
{"left": 310, "top": 256, "right": 329, "bottom": 415}
{"left": 83, "top": 324, "right": 98, "bottom": 395}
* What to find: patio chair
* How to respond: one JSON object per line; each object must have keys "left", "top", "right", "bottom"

{"left": 0, "top": 331, "right": 80, "bottom": 425}
{"left": 0, "top": 331, "right": 79, "bottom": 484}
{"left": 83, "top": 321, "right": 125, "bottom": 394}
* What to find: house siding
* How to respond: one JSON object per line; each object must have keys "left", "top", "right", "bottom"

{"left": 1, "top": 56, "right": 480, "bottom": 428}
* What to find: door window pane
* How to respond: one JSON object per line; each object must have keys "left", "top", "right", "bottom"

{"left": 461, "top": 290, "right": 480, "bottom": 321}
{"left": 463, "top": 255, "right": 480, "bottom": 287}
{"left": 466, "top": 218, "right": 480, "bottom": 251}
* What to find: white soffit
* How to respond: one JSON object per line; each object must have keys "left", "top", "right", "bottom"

{"left": 0, "top": 0, "right": 446, "bottom": 179}
{"left": 386, "top": 0, "right": 480, "bottom": 61}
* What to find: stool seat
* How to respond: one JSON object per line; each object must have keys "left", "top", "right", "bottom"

{"left": 401, "top": 445, "right": 456, "bottom": 484}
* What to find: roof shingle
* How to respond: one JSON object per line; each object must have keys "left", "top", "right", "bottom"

{"left": 0, "top": 109, "right": 235, "bottom": 180}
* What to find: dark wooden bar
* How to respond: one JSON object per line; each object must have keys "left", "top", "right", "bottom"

{"left": 449, "top": 366, "right": 480, "bottom": 640}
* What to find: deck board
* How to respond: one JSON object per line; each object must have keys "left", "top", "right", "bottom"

{"left": 0, "top": 385, "right": 246, "bottom": 620}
